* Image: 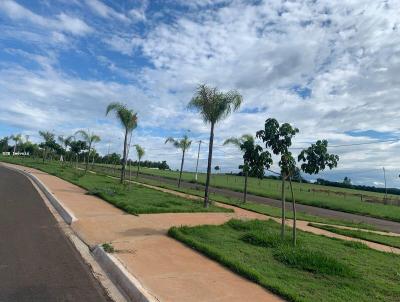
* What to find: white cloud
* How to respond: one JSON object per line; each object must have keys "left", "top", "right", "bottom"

{"left": 85, "top": 0, "right": 129, "bottom": 23}
{"left": 0, "top": 0, "right": 92, "bottom": 36}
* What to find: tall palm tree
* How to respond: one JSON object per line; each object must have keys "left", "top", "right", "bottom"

{"left": 10, "top": 134, "right": 22, "bottom": 155}
{"left": 165, "top": 135, "right": 192, "bottom": 188}
{"left": 106, "top": 102, "right": 138, "bottom": 183}
{"left": 188, "top": 84, "right": 242, "bottom": 207}
{"left": 75, "top": 130, "right": 101, "bottom": 173}
{"left": 39, "top": 131, "right": 55, "bottom": 163}
{"left": 134, "top": 144, "right": 145, "bottom": 177}
{"left": 223, "top": 134, "right": 253, "bottom": 203}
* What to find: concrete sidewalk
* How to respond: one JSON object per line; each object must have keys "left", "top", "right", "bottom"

{"left": 4, "top": 163, "right": 283, "bottom": 302}
{"left": 5, "top": 163, "right": 400, "bottom": 302}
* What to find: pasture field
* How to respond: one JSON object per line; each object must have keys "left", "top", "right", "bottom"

{"left": 169, "top": 219, "right": 400, "bottom": 302}
{"left": 93, "top": 163, "right": 400, "bottom": 222}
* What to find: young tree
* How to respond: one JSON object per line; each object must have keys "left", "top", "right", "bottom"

{"left": 38, "top": 131, "right": 56, "bottom": 163}
{"left": 224, "top": 134, "right": 254, "bottom": 203}
{"left": 296, "top": 139, "right": 339, "bottom": 245}
{"left": 257, "top": 118, "right": 299, "bottom": 239}
{"left": 188, "top": 84, "right": 242, "bottom": 207}
{"left": 106, "top": 102, "right": 138, "bottom": 183}
{"left": 165, "top": 135, "right": 192, "bottom": 188}
{"left": 75, "top": 130, "right": 101, "bottom": 173}
{"left": 134, "top": 144, "right": 145, "bottom": 177}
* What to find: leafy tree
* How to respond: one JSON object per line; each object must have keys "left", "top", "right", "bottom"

{"left": 75, "top": 130, "right": 101, "bottom": 173}
{"left": 159, "top": 160, "right": 169, "bottom": 170}
{"left": 214, "top": 165, "right": 220, "bottom": 171}
{"left": 10, "top": 134, "right": 22, "bottom": 154}
{"left": 106, "top": 102, "right": 138, "bottom": 183}
{"left": 0, "top": 136, "right": 9, "bottom": 152}
{"left": 38, "top": 131, "right": 56, "bottom": 163}
{"left": 69, "top": 140, "right": 88, "bottom": 168}
{"left": 297, "top": 139, "right": 339, "bottom": 245}
{"left": 134, "top": 144, "right": 145, "bottom": 177}
{"left": 224, "top": 134, "right": 254, "bottom": 203}
{"left": 165, "top": 135, "right": 192, "bottom": 188}
{"left": 343, "top": 176, "right": 352, "bottom": 186}
{"left": 188, "top": 84, "right": 242, "bottom": 207}
{"left": 257, "top": 118, "right": 299, "bottom": 239}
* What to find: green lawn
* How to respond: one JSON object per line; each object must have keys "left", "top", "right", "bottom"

{"left": 128, "top": 173, "right": 381, "bottom": 230}
{"left": 0, "top": 157, "right": 230, "bottom": 215}
{"left": 309, "top": 223, "right": 400, "bottom": 249}
{"left": 169, "top": 219, "right": 400, "bottom": 302}
{"left": 93, "top": 163, "right": 400, "bottom": 223}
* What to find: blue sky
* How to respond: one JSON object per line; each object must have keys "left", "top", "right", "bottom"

{"left": 1, "top": 0, "right": 400, "bottom": 187}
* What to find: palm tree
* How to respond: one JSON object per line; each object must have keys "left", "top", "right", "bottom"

{"left": 165, "top": 135, "right": 192, "bottom": 188}
{"left": 134, "top": 144, "right": 145, "bottom": 177}
{"left": 39, "top": 131, "right": 55, "bottom": 163}
{"left": 58, "top": 135, "right": 73, "bottom": 163}
{"left": 106, "top": 102, "right": 138, "bottom": 183}
{"left": 188, "top": 84, "right": 242, "bottom": 207}
{"left": 75, "top": 130, "right": 101, "bottom": 173}
{"left": 10, "top": 134, "right": 22, "bottom": 155}
{"left": 223, "top": 134, "right": 253, "bottom": 203}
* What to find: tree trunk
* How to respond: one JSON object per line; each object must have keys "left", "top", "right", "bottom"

{"left": 289, "top": 177, "right": 297, "bottom": 246}
{"left": 178, "top": 150, "right": 185, "bottom": 188}
{"left": 85, "top": 143, "right": 91, "bottom": 173}
{"left": 121, "top": 129, "right": 129, "bottom": 184}
{"left": 136, "top": 160, "right": 140, "bottom": 178}
{"left": 243, "top": 168, "right": 248, "bottom": 203}
{"left": 204, "top": 122, "right": 215, "bottom": 208}
{"left": 281, "top": 174, "right": 286, "bottom": 239}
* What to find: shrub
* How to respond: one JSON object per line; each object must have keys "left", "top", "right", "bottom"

{"left": 102, "top": 242, "right": 115, "bottom": 253}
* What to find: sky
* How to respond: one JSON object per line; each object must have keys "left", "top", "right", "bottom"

{"left": 1, "top": 0, "right": 400, "bottom": 187}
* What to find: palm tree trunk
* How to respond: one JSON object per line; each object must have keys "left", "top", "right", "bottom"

{"left": 85, "top": 143, "right": 91, "bottom": 173}
{"left": 178, "top": 150, "right": 185, "bottom": 188}
{"left": 244, "top": 169, "right": 248, "bottom": 203}
{"left": 136, "top": 160, "right": 140, "bottom": 178}
{"left": 204, "top": 122, "right": 215, "bottom": 208}
{"left": 281, "top": 174, "right": 286, "bottom": 239}
{"left": 289, "top": 177, "right": 297, "bottom": 246}
{"left": 121, "top": 129, "right": 129, "bottom": 183}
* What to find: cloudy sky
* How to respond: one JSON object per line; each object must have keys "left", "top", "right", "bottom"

{"left": 1, "top": 0, "right": 400, "bottom": 187}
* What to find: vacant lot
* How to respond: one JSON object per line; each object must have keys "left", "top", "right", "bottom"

{"left": 170, "top": 219, "right": 400, "bottom": 302}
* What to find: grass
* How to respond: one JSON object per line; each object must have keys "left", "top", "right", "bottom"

{"left": 0, "top": 157, "right": 230, "bottom": 215}
{"left": 93, "top": 163, "right": 400, "bottom": 223}
{"left": 102, "top": 168, "right": 381, "bottom": 230}
{"left": 309, "top": 223, "right": 400, "bottom": 249}
{"left": 169, "top": 218, "right": 400, "bottom": 302}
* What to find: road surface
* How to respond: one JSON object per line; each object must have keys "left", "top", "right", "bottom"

{"left": 0, "top": 166, "right": 111, "bottom": 302}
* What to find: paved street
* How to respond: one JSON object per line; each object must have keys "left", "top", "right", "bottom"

{"left": 0, "top": 166, "right": 111, "bottom": 302}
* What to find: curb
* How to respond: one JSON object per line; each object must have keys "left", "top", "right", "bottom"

{"left": 93, "top": 246, "right": 159, "bottom": 302}
{"left": 5, "top": 165, "right": 77, "bottom": 224}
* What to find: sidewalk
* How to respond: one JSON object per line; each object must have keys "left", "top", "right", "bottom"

{"left": 5, "top": 163, "right": 400, "bottom": 301}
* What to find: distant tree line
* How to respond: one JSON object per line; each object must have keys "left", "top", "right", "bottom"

{"left": 315, "top": 178, "right": 400, "bottom": 196}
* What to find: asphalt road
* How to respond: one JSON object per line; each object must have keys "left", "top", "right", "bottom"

{"left": 0, "top": 166, "right": 111, "bottom": 302}
{"left": 134, "top": 171, "right": 400, "bottom": 233}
